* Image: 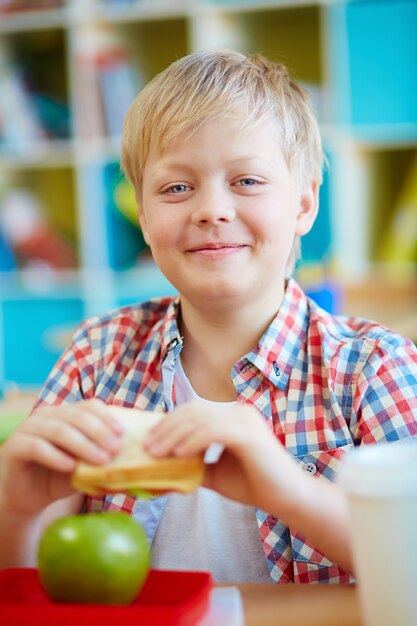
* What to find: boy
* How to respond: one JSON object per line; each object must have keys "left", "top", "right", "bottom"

{"left": 1, "top": 50, "right": 416, "bottom": 584}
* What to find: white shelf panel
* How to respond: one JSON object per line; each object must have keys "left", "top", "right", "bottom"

{"left": 201, "top": 0, "right": 324, "bottom": 14}
{"left": 93, "top": 0, "right": 189, "bottom": 24}
{"left": 0, "top": 8, "right": 69, "bottom": 33}
{"left": 0, "top": 139, "right": 76, "bottom": 169}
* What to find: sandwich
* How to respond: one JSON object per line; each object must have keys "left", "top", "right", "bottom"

{"left": 71, "top": 406, "right": 205, "bottom": 497}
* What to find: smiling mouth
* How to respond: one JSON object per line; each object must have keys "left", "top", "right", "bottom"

{"left": 187, "top": 243, "right": 247, "bottom": 259}
{"left": 188, "top": 243, "right": 245, "bottom": 252}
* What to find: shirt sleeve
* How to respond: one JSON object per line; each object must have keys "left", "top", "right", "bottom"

{"left": 351, "top": 334, "right": 417, "bottom": 444}
{"left": 32, "top": 321, "right": 96, "bottom": 410}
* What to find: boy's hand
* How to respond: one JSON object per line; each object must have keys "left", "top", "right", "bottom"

{"left": 144, "top": 401, "right": 300, "bottom": 513}
{"left": 0, "top": 399, "right": 124, "bottom": 516}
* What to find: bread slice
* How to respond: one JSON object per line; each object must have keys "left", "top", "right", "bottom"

{"left": 71, "top": 406, "right": 204, "bottom": 496}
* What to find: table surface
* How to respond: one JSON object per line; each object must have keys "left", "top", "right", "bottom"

{"left": 236, "top": 583, "right": 362, "bottom": 626}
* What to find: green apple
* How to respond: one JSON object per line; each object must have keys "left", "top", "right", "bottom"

{"left": 37, "top": 511, "right": 150, "bottom": 605}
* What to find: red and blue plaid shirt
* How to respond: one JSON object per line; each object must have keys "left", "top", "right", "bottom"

{"left": 35, "top": 279, "right": 417, "bottom": 583}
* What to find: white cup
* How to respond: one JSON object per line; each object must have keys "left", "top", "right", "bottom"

{"left": 337, "top": 441, "right": 417, "bottom": 626}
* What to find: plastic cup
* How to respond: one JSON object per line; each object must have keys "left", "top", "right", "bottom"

{"left": 337, "top": 441, "right": 417, "bottom": 626}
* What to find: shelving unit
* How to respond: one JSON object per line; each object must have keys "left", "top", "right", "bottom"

{"left": 1, "top": 0, "right": 417, "bottom": 390}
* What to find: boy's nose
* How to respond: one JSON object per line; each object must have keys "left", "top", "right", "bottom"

{"left": 191, "top": 188, "right": 236, "bottom": 225}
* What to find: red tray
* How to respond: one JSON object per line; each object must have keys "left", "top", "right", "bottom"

{"left": 0, "top": 568, "right": 213, "bottom": 626}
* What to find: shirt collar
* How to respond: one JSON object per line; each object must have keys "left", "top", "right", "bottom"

{"left": 156, "top": 279, "right": 309, "bottom": 390}
{"left": 159, "top": 296, "right": 183, "bottom": 360}
{"left": 244, "top": 278, "right": 309, "bottom": 390}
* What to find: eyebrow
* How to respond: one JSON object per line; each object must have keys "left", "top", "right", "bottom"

{"left": 152, "top": 155, "right": 273, "bottom": 175}
{"left": 152, "top": 162, "right": 196, "bottom": 177}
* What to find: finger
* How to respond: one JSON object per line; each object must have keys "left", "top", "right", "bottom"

{"left": 145, "top": 400, "right": 221, "bottom": 445}
{"left": 168, "top": 409, "right": 267, "bottom": 459}
{"left": 144, "top": 416, "right": 199, "bottom": 456}
{"left": 144, "top": 405, "right": 234, "bottom": 457}
{"left": 146, "top": 414, "right": 226, "bottom": 459}
{"left": 36, "top": 400, "right": 124, "bottom": 440}
{"left": 172, "top": 428, "right": 227, "bottom": 458}
{"left": 8, "top": 432, "right": 77, "bottom": 473}
{"left": 81, "top": 399, "right": 125, "bottom": 435}
{"left": 70, "top": 404, "right": 124, "bottom": 453}
{"left": 144, "top": 403, "right": 265, "bottom": 458}
{"left": 36, "top": 403, "right": 124, "bottom": 455}
{"left": 22, "top": 415, "right": 113, "bottom": 465}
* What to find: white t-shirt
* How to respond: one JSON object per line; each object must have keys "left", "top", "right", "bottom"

{"left": 151, "top": 357, "right": 271, "bottom": 583}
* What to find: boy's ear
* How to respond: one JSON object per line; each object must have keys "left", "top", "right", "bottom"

{"left": 136, "top": 191, "right": 150, "bottom": 246}
{"left": 295, "top": 180, "right": 320, "bottom": 237}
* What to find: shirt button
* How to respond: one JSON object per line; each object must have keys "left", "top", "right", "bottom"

{"left": 303, "top": 462, "right": 317, "bottom": 476}
{"left": 166, "top": 337, "right": 180, "bottom": 351}
{"left": 272, "top": 361, "right": 281, "bottom": 377}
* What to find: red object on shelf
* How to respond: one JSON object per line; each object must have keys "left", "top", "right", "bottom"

{"left": 0, "top": 568, "right": 213, "bottom": 626}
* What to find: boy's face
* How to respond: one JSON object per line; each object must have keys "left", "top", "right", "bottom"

{"left": 140, "top": 116, "right": 318, "bottom": 313}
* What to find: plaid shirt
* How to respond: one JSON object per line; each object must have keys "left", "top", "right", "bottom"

{"left": 35, "top": 279, "right": 417, "bottom": 584}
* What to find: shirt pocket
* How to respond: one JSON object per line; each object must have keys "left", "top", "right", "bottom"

{"left": 290, "top": 443, "right": 354, "bottom": 570}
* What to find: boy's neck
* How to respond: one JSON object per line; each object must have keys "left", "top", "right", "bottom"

{"left": 178, "top": 292, "right": 285, "bottom": 401}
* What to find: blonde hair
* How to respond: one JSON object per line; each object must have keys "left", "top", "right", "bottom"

{"left": 121, "top": 49, "right": 324, "bottom": 276}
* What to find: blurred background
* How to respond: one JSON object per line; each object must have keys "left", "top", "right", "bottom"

{"left": 1, "top": 0, "right": 417, "bottom": 411}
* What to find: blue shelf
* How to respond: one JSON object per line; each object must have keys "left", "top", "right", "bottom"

{"left": 113, "top": 262, "right": 179, "bottom": 308}
{"left": 329, "top": 0, "right": 417, "bottom": 133}
{"left": 348, "top": 0, "right": 417, "bottom": 128}
{"left": 1, "top": 294, "right": 84, "bottom": 388}
{"left": 299, "top": 160, "right": 332, "bottom": 265}
{"left": 0, "top": 263, "right": 178, "bottom": 389}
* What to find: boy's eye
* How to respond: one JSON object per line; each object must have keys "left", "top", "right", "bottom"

{"left": 163, "top": 184, "right": 191, "bottom": 194}
{"left": 236, "top": 178, "right": 257, "bottom": 187}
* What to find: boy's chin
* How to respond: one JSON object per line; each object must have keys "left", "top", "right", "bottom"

{"left": 183, "top": 282, "right": 254, "bottom": 306}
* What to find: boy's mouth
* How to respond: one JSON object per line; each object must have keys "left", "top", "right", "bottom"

{"left": 187, "top": 243, "right": 248, "bottom": 258}
{"left": 188, "top": 243, "right": 245, "bottom": 251}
